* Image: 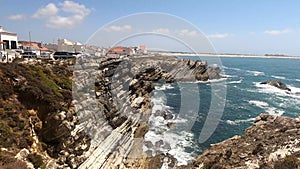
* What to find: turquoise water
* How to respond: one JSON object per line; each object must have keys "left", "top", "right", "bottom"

{"left": 146, "top": 56, "right": 300, "bottom": 164}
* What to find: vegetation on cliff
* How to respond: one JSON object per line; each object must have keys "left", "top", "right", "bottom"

{"left": 1, "top": 57, "right": 298, "bottom": 169}
{"left": 0, "top": 60, "right": 73, "bottom": 168}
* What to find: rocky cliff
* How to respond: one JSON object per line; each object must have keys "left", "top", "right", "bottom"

{"left": 1, "top": 56, "right": 299, "bottom": 169}
{"left": 184, "top": 114, "right": 300, "bottom": 169}
{"left": 73, "top": 55, "right": 222, "bottom": 169}
{"left": 0, "top": 59, "right": 90, "bottom": 169}
{"left": 0, "top": 56, "right": 221, "bottom": 169}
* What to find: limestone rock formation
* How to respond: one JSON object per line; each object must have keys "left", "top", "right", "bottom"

{"left": 0, "top": 55, "right": 223, "bottom": 168}
{"left": 1, "top": 57, "right": 300, "bottom": 169}
{"left": 73, "top": 55, "right": 223, "bottom": 169}
{"left": 185, "top": 114, "right": 300, "bottom": 169}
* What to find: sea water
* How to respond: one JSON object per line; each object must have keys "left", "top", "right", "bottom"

{"left": 144, "top": 56, "right": 300, "bottom": 165}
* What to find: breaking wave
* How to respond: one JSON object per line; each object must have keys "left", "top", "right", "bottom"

{"left": 248, "top": 100, "right": 284, "bottom": 116}
{"left": 144, "top": 90, "right": 199, "bottom": 166}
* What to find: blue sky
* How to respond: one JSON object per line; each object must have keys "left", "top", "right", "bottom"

{"left": 1, "top": 0, "right": 300, "bottom": 55}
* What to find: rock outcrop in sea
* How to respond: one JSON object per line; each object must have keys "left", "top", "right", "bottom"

{"left": 260, "top": 80, "right": 291, "bottom": 92}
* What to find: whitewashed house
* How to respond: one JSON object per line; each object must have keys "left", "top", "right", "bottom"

{"left": 0, "top": 26, "right": 18, "bottom": 50}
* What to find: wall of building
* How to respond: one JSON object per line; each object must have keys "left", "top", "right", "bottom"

{"left": 57, "top": 39, "right": 84, "bottom": 53}
{"left": 0, "top": 34, "right": 18, "bottom": 50}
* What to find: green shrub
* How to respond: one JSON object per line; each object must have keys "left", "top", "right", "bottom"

{"left": 0, "top": 122, "right": 15, "bottom": 147}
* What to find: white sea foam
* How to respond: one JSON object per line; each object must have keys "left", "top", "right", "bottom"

{"left": 295, "top": 79, "right": 300, "bottom": 82}
{"left": 289, "top": 86, "right": 300, "bottom": 94}
{"left": 271, "top": 75, "right": 286, "bottom": 80}
{"left": 226, "top": 118, "right": 255, "bottom": 125}
{"left": 247, "top": 70, "right": 265, "bottom": 76}
{"left": 195, "top": 78, "right": 227, "bottom": 84}
{"left": 248, "top": 100, "right": 285, "bottom": 116}
{"left": 227, "top": 79, "right": 243, "bottom": 84}
{"left": 222, "top": 74, "right": 238, "bottom": 78}
{"left": 254, "top": 82, "right": 300, "bottom": 99}
{"left": 265, "top": 108, "right": 285, "bottom": 116}
{"left": 248, "top": 100, "right": 269, "bottom": 107}
{"left": 144, "top": 91, "right": 197, "bottom": 166}
{"left": 155, "top": 83, "right": 174, "bottom": 91}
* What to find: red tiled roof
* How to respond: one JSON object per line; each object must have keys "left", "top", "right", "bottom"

{"left": 139, "top": 46, "right": 147, "bottom": 50}
{"left": 109, "top": 46, "right": 127, "bottom": 53}
{"left": 21, "top": 42, "right": 49, "bottom": 51}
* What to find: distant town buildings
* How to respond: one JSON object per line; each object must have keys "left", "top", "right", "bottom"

{"left": 0, "top": 25, "right": 148, "bottom": 62}
{"left": 0, "top": 26, "right": 18, "bottom": 50}
{"left": 57, "top": 39, "right": 84, "bottom": 53}
{"left": 107, "top": 45, "right": 147, "bottom": 56}
{"left": 108, "top": 46, "right": 134, "bottom": 56}
{"left": 18, "top": 41, "right": 52, "bottom": 58}
{"left": 43, "top": 43, "right": 58, "bottom": 52}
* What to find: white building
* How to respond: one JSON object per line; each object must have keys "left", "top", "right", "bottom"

{"left": 0, "top": 26, "right": 18, "bottom": 50}
{"left": 57, "top": 39, "right": 84, "bottom": 53}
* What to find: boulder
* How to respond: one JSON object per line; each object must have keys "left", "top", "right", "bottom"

{"left": 260, "top": 80, "right": 291, "bottom": 91}
{"left": 131, "top": 97, "right": 144, "bottom": 108}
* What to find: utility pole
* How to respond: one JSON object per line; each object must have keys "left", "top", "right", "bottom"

{"left": 29, "top": 31, "right": 32, "bottom": 51}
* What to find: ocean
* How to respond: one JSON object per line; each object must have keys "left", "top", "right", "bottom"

{"left": 144, "top": 56, "right": 300, "bottom": 165}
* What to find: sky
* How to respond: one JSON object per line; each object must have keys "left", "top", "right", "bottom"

{"left": 1, "top": 0, "right": 300, "bottom": 55}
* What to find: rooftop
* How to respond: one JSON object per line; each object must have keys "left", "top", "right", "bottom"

{"left": 0, "top": 26, "right": 17, "bottom": 36}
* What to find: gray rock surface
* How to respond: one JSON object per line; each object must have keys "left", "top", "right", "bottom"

{"left": 183, "top": 114, "right": 300, "bottom": 169}
{"left": 72, "top": 55, "right": 223, "bottom": 169}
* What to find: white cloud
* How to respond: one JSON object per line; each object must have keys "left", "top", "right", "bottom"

{"left": 176, "top": 29, "right": 199, "bottom": 37}
{"left": 152, "top": 28, "right": 171, "bottom": 34}
{"left": 264, "top": 29, "right": 291, "bottom": 35}
{"left": 32, "top": 3, "right": 58, "bottom": 19}
{"left": 104, "top": 25, "right": 132, "bottom": 32}
{"left": 59, "top": 1, "right": 91, "bottom": 16}
{"left": 32, "top": 1, "right": 91, "bottom": 29}
{"left": 46, "top": 16, "right": 76, "bottom": 29}
{"left": 207, "top": 33, "right": 230, "bottom": 39}
{"left": 8, "top": 14, "right": 26, "bottom": 20}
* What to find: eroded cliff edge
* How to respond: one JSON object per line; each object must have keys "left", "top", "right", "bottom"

{"left": 73, "top": 55, "right": 222, "bottom": 169}
{"left": 184, "top": 114, "right": 300, "bottom": 169}
{"left": 0, "top": 55, "right": 222, "bottom": 168}
{"left": 1, "top": 56, "right": 299, "bottom": 169}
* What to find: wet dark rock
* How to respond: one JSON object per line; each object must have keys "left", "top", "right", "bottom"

{"left": 166, "top": 122, "right": 175, "bottom": 129}
{"left": 163, "top": 113, "right": 174, "bottom": 120}
{"left": 155, "top": 140, "right": 164, "bottom": 148}
{"left": 260, "top": 80, "right": 291, "bottom": 91}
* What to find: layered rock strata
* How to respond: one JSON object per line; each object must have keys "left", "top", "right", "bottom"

{"left": 73, "top": 55, "right": 222, "bottom": 169}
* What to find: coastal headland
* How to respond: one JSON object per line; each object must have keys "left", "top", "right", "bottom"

{"left": 0, "top": 55, "right": 299, "bottom": 169}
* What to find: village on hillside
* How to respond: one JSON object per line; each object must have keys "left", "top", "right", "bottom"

{"left": 0, "top": 26, "right": 148, "bottom": 63}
